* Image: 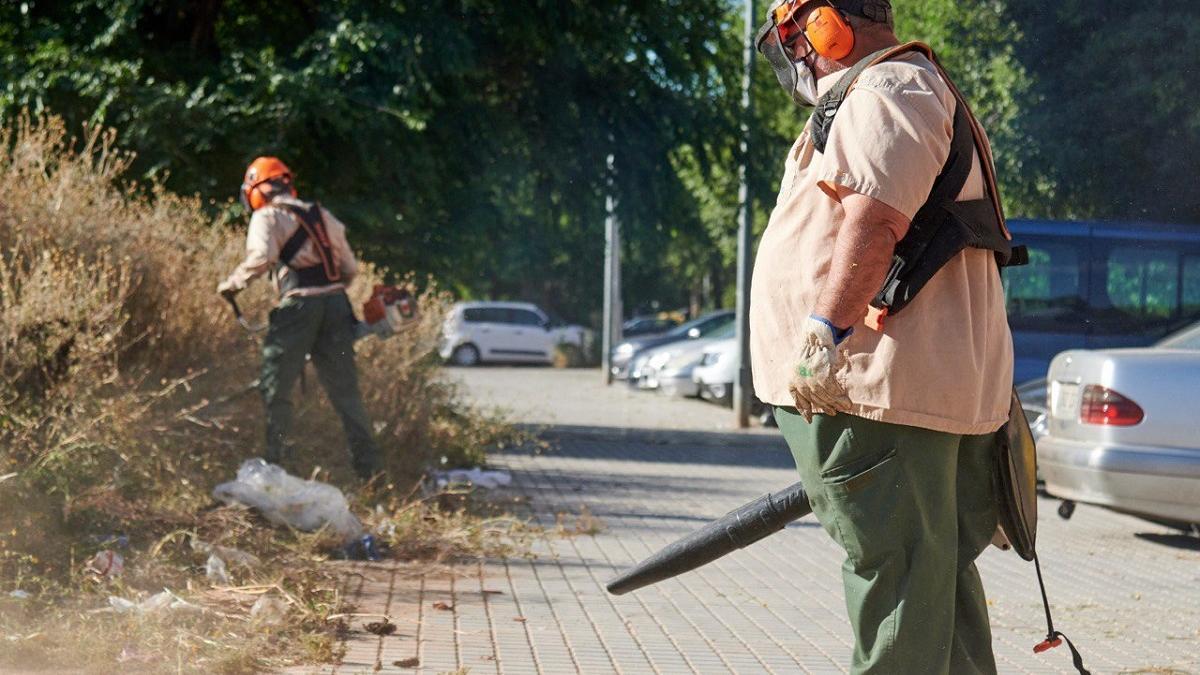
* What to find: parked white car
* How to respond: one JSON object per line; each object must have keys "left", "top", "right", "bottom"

{"left": 1039, "top": 321, "right": 1200, "bottom": 526}
{"left": 439, "top": 301, "right": 585, "bottom": 366}
{"left": 692, "top": 337, "right": 738, "bottom": 405}
{"left": 634, "top": 324, "right": 734, "bottom": 396}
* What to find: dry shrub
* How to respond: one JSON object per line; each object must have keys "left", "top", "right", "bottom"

{"left": 0, "top": 114, "right": 522, "bottom": 672}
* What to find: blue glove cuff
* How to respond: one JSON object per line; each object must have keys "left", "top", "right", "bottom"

{"left": 810, "top": 314, "right": 854, "bottom": 345}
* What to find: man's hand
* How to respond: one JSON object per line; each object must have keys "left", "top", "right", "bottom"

{"left": 217, "top": 279, "right": 239, "bottom": 298}
{"left": 788, "top": 316, "right": 852, "bottom": 422}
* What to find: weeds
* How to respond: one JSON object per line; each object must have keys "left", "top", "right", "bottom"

{"left": 555, "top": 505, "right": 606, "bottom": 537}
{"left": 0, "top": 114, "right": 525, "bottom": 672}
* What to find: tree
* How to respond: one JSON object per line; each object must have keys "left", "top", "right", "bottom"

{"left": 1003, "top": 0, "right": 1200, "bottom": 222}
{"left": 0, "top": 0, "right": 736, "bottom": 323}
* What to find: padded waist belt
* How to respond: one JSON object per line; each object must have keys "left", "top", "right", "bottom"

{"left": 287, "top": 264, "right": 341, "bottom": 290}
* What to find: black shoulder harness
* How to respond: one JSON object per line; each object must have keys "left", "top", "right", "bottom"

{"left": 276, "top": 201, "right": 342, "bottom": 290}
{"left": 809, "top": 43, "right": 1027, "bottom": 321}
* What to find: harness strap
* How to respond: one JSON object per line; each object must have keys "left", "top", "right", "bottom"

{"left": 811, "top": 41, "right": 1011, "bottom": 241}
{"left": 924, "top": 58, "right": 1011, "bottom": 240}
{"left": 810, "top": 41, "right": 1028, "bottom": 323}
{"left": 811, "top": 42, "right": 935, "bottom": 154}
{"left": 276, "top": 202, "right": 341, "bottom": 287}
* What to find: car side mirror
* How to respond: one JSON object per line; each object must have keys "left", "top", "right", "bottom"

{"left": 687, "top": 327, "right": 701, "bottom": 339}
{"left": 542, "top": 319, "right": 552, "bottom": 331}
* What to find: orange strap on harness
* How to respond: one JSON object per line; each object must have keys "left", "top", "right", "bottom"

{"left": 277, "top": 202, "right": 342, "bottom": 288}
{"left": 864, "top": 305, "right": 888, "bottom": 331}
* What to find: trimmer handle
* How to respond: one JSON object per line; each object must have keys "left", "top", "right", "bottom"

{"left": 221, "top": 289, "right": 266, "bottom": 333}
{"left": 220, "top": 289, "right": 241, "bottom": 316}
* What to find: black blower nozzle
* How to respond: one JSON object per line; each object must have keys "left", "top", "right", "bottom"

{"left": 605, "top": 481, "right": 812, "bottom": 595}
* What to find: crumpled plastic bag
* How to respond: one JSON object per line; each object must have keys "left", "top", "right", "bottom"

{"left": 434, "top": 468, "right": 512, "bottom": 490}
{"left": 191, "top": 539, "right": 260, "bottom": 569}
{"left": 109, "top": 590, "right": 200, "bottom": 614}
{"left": 213, "top": 459, "right": 364, "bottom": 543}
{"left": 249, "top": 594, "right": 288, "bottom": 626}
{"left": 88, "top": 550, "right": 124, "bottom": 578}
{"left": 205, "top": 554, "right": 231, "bottom": 585}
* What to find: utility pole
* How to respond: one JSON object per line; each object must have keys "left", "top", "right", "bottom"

{"left": 602, "top": 152, "right": 622, "bottom": 384}
{"left": 733, "top": 0, "right": 756, "bottom": 427}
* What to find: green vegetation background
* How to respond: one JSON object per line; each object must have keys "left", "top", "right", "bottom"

{"left": 4, "top": 0, "right": 1198, "bottom": 323}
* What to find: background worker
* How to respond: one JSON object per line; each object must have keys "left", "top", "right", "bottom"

{"left": 218, "top": 157, "right": 382, "bottom": 480}
{"left": 751, "top": 1, "right": 1014, "bottom": 672}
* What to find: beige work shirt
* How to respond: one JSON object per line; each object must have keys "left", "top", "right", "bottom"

{"left": 220, "top": 196, "right": 359, "bottom": 298}
{"left": 749, "top": 51, "right": 1013, "bottom": 435}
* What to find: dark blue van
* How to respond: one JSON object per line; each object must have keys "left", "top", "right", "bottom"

{"left": 1006, "top": 220, "right": 1200, "bottom": 383}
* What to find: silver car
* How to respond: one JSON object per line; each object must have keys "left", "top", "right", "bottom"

{"left": 1038, "top": 321, "right": 1200, "bottom": 526}
{"left": 632, "top": 324, "right": 734, "bottom": 395}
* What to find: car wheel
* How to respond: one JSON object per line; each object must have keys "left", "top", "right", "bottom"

{"left": 450, "top": 344, "right": 481, "bottom": 367}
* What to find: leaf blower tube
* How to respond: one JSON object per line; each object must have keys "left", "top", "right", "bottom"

{"left": 605, "top": 481, "right": 812, "bottom": 595}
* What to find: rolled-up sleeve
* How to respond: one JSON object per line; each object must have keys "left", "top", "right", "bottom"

{"left": 814, "top": 73, "right": 953, "bottom": 239}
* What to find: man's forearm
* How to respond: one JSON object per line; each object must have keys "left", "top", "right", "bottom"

{"left": 220, "top": 254, "right": 270, "bottom": 292}
{"left": 812, "top": 191, "right": 906, "bottom": 330}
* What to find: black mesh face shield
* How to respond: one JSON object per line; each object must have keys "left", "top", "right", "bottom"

{"left": 756, "top": 1, "right": 816, "bottom": 107}
{"left": 756, "top": 20, "right": 796, "bottom": 98}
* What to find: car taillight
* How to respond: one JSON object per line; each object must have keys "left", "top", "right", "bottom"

{"left": 1079, "top": 385, "right": 1144, "bottom": 426}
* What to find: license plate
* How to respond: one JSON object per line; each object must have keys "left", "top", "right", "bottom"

{"left": 1051, "top": 382, "right": 1080, "bottom": 419}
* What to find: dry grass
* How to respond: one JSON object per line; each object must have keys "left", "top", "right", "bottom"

{"left": 0, "top": 114, "right": 528, "bottom": 672}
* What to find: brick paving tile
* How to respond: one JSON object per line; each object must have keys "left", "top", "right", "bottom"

{"left": 284, "top": 370, "right": 1200, "bottom": 675}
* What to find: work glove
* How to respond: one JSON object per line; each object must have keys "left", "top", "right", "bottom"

{"left": 788, "top": 315, "right": 853, "bottom": 423}
{"left": 216, "top": 280, "right": 239, "bottom": 298}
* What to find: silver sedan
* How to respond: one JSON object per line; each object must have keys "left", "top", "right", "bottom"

{"left": 1038, "top": 322, "right": 1200, "bottom": 526}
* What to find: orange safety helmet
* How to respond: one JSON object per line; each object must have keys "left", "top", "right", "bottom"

{"left": 240, "top": 157, "right": 296, "bottom": 212}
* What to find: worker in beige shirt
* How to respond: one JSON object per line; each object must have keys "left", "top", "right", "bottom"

{"left": 751, "top": 1, "right": 1015, "bottom": 672}
{"left": 218, "top": 157, "right": 381, "bottom": 480}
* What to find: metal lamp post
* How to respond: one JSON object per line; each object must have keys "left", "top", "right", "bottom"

{"left": 734, "top": 0, "right": 757, "bottom": 426}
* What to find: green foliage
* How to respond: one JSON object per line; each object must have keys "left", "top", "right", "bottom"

{"left": 894, "top": 0, "right": 1051, "bottom": 217}
{"left": 1, "top": 0, "right": 1192, "bottom": 326}
{"left": 0, "top": 0, "right": 735, "bottom": 323}
{"left": 1003, "top": 0, "right": 1200, "bottom": 222}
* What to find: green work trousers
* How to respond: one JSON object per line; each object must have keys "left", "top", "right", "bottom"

{"left": 775, "top": 407, "right": 998, "bottom": 675}
{"left": 260, "top": 292, "right": 381, "bottom": 479}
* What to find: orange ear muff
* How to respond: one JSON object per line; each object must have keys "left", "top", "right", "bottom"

{"left": 247, "top": 185, "right": 269, "bottom": 211}
{"left": 243, "top": 177, "right": 295, "bottom": 211}
{"left": 805, "top": 5, "right": 855, "bottom": 60}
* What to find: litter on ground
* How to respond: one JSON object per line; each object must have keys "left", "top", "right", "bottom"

{"left": 191, "top": 538, "right": 261, "bottom": 568}
{"left": 434, "top": 468, "right": 512, "bottom": 490}
{"left": 249, "top": 594, "right": 288, "bottom": 626}
{"left": 88, "top": 550, "right": 124, "bottom": 578}
{"left": 205, "top": 553, "right": 232, "bottom": 585}
{"left": 108, "top": 590, "right": 201, "bottom": 614}
{"left": 212, "top": 459, "right": 364, "bottom": 543}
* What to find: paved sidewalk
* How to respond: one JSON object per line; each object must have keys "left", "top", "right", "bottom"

{"left": 295, "top": 369, "right": 1200, "bottom": 674}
